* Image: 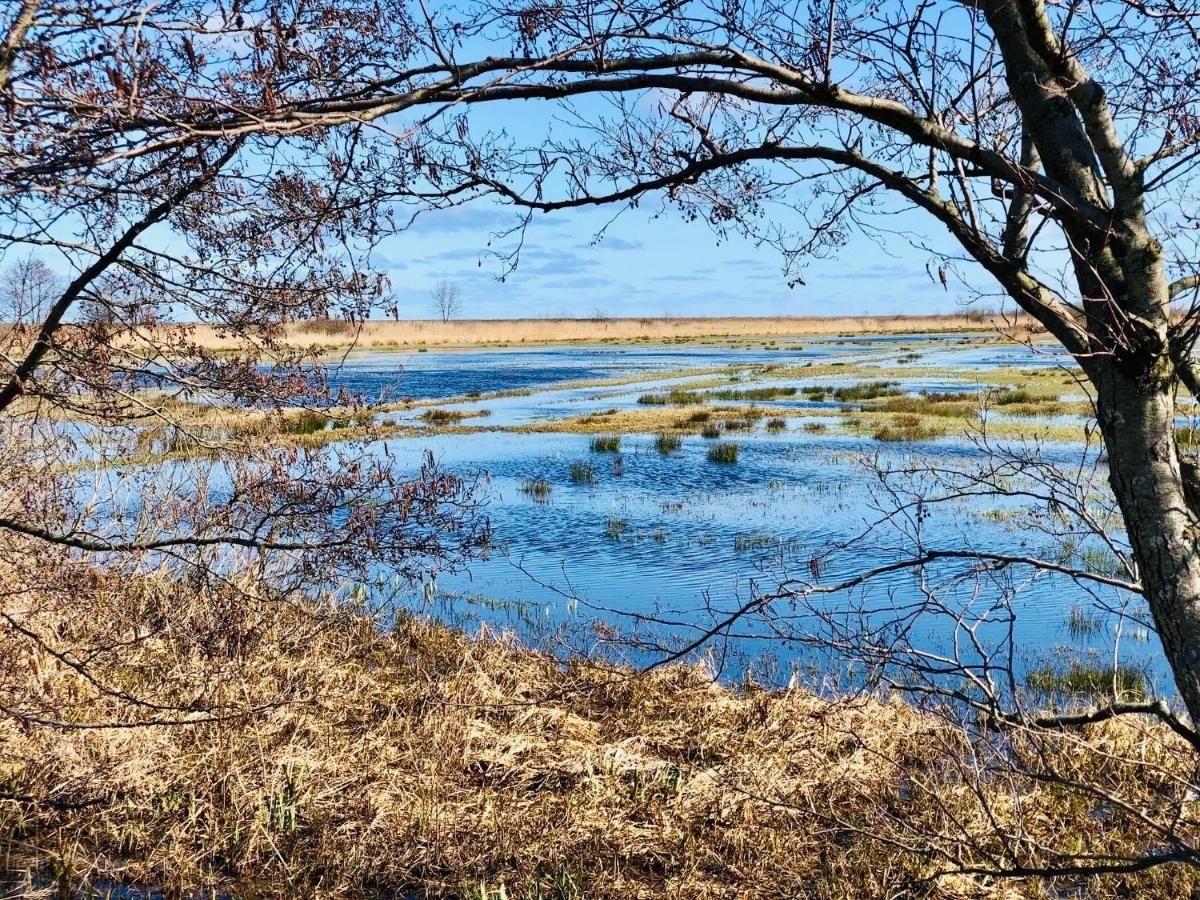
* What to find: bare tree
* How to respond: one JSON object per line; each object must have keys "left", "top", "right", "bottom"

{"left": 431, "top": 281, "right": 462, "bottom": 322}
{"left": 0, "top": 256, "right": 60, "bottom": 325}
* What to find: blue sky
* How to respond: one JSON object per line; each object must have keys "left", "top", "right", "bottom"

{"left": 375, "top": 197, "right": 998, "bottom": 320}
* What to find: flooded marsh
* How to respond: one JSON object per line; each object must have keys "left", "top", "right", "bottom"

{"left": 291, "top": 332, "right": 1177, "bottom": 701}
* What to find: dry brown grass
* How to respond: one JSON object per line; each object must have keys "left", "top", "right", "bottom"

{"left": 182, "top": 315, "right": 1037, "bottom": 352}
{"left": 1, "top": 564, "right": 1197, "bottom": 898}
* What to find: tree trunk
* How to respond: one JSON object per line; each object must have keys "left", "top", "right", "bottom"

{"left": 1096, "top": 361, "right": 1200, "bottom": 720}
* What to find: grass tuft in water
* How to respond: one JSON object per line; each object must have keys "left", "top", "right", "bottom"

{"left": 766, "top": 417, "right": 787, "bottom": 433}
{"left": 1065, "top": 605, "right": 1104, "bottom": 638}
{"left": 707, "top": 442, "right": 739, "bottom": 464}
{"left": 872, "top": 415, "right": 943, "bottom": 442}
{"left": 519, "top": 477, "right": 552, "bottom": 503}
{"left": 655, "top": 433, "right": 682, "bottom": 454}
{"left": 590, "top": 434, "right": 621, "bottom": 453}
{"left": 604, "top": 517, "right": 628, "bottom": 539}
{"left": 700, "top": 423, "right": 722, "bottom": 439}
{"left": 1026, "top": 661, "right": 1148, "bottom": 701}
{"left": 419, "top": 408, "right": 469, "bottom": 425}
{"left": 638, "top": 390, "right": 706, "bottom": 405}
{"left": 706, "top": 386, "right": 798, "bottom": 402}
{"left": 833, "top": 381, "right": 902, "bottom": 402}
{"left": 569, "top": 462, "right": 596, "bottom": 484}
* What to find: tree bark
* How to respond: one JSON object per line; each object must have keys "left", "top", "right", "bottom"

{"left": 1095, "top": 359, "right": 1200, "bottom": 718}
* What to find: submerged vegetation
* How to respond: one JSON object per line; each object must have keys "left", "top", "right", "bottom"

{"left": 1026, "top": 660, "right": 1150, "bottom": 702}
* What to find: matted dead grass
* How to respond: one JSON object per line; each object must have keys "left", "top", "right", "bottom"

{"left": 0, "top": 570, "right": 1197, "bottom": 898}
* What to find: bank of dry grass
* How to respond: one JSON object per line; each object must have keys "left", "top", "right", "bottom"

{"left": 1, "top": 570, "right": 1197, "bottom": 898}
{"left": 182, "top": 315, "right": 1034, "bottom": 352}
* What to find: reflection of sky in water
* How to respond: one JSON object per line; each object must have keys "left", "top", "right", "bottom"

{"left": 355, "top": 419, "right": 1161, "bottom": 696}
{"left": 74, "top": 334, "right": 1163, "bottom": 696}
{"left": 326, "top": 332, "right": 1070, "bottom": 402}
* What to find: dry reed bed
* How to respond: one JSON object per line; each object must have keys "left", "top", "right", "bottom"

{"left": 0, "top": 571, "right": 1196, "bottom": 898}
{"left": 180, "top": 315, "right": 1032, "bottom": 351}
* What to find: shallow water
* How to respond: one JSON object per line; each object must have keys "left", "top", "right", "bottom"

{"left": 329, "top": 335, "right": 1166, "bottom": 695}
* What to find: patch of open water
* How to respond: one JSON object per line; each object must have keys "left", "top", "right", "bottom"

{"left": 320, "top": 335, "right": 1166, "bottom": 696}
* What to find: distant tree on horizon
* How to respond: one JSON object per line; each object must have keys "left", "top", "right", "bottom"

{"left": 432, "top": 282, "right": 463, "bottom": 322}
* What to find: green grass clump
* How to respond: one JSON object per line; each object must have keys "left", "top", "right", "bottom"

{"left": 590, "top": 434, "right": 621, "bottom": 453}
{"left": 419, "top": 408, "right": 469, "bottom": 425}
{"left": 803, "top": 422, "right": 828, "bottom": 433}
{"left": 766, "top": 417, "right": 788, "bottom": 433}
{"left": 872, "top": 415, "right": 944, "bottom": 442}
{"left": 570, "top": 462, "right": 596, "bottom": 484}
{"left": 656, "top": 433, "right": 682, "bottom": 454}
{"left": 881, "top": 395, "right": 977, "bottom": 418}
{"left": 1065, "top": 605, "right": 1104, "bottom": 638}
{"left": 833, "top": 381, "right": 903, "bottom": 402}
{"left": 1026, "top": 661, "right": 1148, "bottom": 701}
{"left": 700, "top": 423, "right": 722, "bottom": 439}
{"left": 279, "top": 410, "right": 329, "bottom": 435}
{"left": 994, "top": 388, "right": 1036, "bottom": 405}
{"left": 707, "top": 386, "right": 798, "bottom": 402}
{"left": 604, "top": 517, "right": 628, "bottom": 539}
{"left": 638, "top": 390, "right": 706, "bottom": 405}
{"left": 722, "top": 418, "right": 754, "bottom": 432}
{"left": 801, "top": 386, "right": 828, "bottom": 399}
{"left": 707, "top": 442, "right": 740, "bottom": 464}
{"left": 519, "top": 477, "right": 552, "bottom": 502}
